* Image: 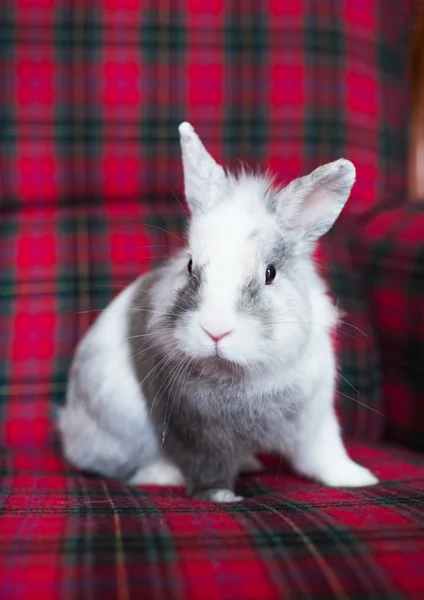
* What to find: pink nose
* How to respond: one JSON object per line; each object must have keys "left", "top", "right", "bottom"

{"left": 203, "top": 328, "right": 233, "bottom": 343}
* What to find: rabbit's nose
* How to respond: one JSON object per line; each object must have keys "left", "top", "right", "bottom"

{"left": 202, "top": 328, "right": 233, "bottom": 343}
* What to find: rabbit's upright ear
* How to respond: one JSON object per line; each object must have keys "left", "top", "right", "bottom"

{"left": 179, "top": 122, "right": 227, "bottom": 215}
{"left": 275, "top": 159, "right": 356, "bottom": 243}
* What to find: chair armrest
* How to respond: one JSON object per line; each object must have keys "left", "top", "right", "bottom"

{"left": 352, "top": 205, "right": 424, "bottom": 451}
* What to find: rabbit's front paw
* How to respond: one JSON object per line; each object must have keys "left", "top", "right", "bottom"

{"left": 322, "top": 462, "right": 378, "bottom": 488}
{"left": 193, "top": 488, "right": 243, "bottom": 503}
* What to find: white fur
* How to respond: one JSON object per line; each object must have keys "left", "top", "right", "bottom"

{"left": 171, "top": 181, "right": 336, "bottom": 370}
{"left": 179, "top": 121, "right": 227, "bottom": 214}
{"left": 60, "top": 122, "right": 378, "bottom": 497}
{"left": 277, "top": 158, "right": 356, "bottom": 242}
{"left": 129, "top": 459, "right": 185, "bottom": 486}
{"left": 59, "top": 278, "right": 162, "bottom": 480}
{"left": 208, "top": 490, "right": 244, "bottom": 503}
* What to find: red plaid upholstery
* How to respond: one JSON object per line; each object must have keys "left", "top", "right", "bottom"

{"left": 0, "top": 0, "right": 414, "bottom": 214}
{"left": 1, "top": 441, "right": 424, "bottom": 600}
{"left": 354, "top": 205, "right": 424, "bottom": 452}
{"left": 1, "top": 0, "right": 416, "bottom": 447}
{"left": 0, "top": 203, "right": 181, "bottom": 449}
{"left": 318, "top": 233, "right": 383, "bottom": 440}
{"left": 1, "top": 1, "right": 424, "bottom": 598}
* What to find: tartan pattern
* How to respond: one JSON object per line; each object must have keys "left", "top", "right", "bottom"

{"left": 0, "top": 0, "right": 414, "bottom": 212}
{"left": 0, "top": 205, "right": 384, "bottom": 446}
{"left": 1, "top": 441, "right": 424, "bottom": 600}
{"left": 318, "top": 233, "right": 383, "bottom": 440}
{"left": 1, "top": 3, "right": 424, "bottom": 598}
{"left": 1, "top": 0, "right": 416, "bottom": 446}
{"left": 354, "top": 205, "right": 424, "bottom": 452}
{"left": 0, "top": 202, "right": 185, "bottom": 448}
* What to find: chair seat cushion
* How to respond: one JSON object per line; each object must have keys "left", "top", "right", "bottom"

{"left": 1, "top": 441, "right": 423, "bottom": 599}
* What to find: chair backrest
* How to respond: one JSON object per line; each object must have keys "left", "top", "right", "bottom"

{"left": 0, "top": 1, "right": 416, "bottom": 449}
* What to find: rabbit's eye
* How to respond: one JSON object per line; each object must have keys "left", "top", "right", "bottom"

{"left": 265, "top": 264, "right": 276, "bottom": 285}
{"left": 188, "top": 259, "right": 193, "bottom": 275}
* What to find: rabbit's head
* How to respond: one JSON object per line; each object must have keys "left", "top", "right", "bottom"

{"left": 161, "top": 123, "right": 355, "bottom": 374}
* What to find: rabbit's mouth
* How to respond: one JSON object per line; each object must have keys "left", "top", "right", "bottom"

{"left": 198, "top": 353, "right": 247, "bottom": 378}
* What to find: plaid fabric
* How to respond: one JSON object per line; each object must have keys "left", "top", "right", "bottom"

{"left": 0, "top": 0, "right": 414, "bottom": 213}
{"left": 0, "top": 206, "right": 383, "bottom": 446}
{"left": 0, "top": 0, "right": 416, "bottom": 447}
{"left": 1, "top": 4, "right": 423, "bottom": 598}
{"left": 318, "top": 233, "right": 383, "bottom": 440}
{"left": 353, "top": 205, "right": 424, "bottom": 452}
{"left": 0, "top": 202, "right": 185, "bottom": 448}
{"left": 1, "top": 441, "right": 424, "bottom": 600}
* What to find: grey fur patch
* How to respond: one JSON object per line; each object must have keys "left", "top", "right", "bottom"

{"left": 258, "top": 232, "right": 295, "bottom": 279}
{"left": 238, "top": 231, "right": 295, "bottom": 336}
{"left": 250, "top": 224, "right": 292, "bottom": 263}
{"left": 265, "top": 234, "right": 293, "bottom": 270}
{"left": 166, "top": 264, "right": 203, "bottom": 326}
{"left": 129, "top": 271, "right": 239, "bottom": 496}
{"left": 266, "top": 192, "right": 280, "bottom": 213}
{"left": 238, "top": 279, "right": 274, "bottom": 339}
{"left": 128, "top": 270, "right": 163, "bottom": 354}
{"left": 239, "top": 279, "right": 261, "bottom": 307}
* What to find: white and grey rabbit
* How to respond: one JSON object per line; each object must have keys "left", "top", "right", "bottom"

{"left": 59, "top": 122, "right": 378, "bottom": 502}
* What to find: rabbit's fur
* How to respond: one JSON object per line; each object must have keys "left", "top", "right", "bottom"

{"left": 59, "top": 122, "right": 377, "bottom": 502}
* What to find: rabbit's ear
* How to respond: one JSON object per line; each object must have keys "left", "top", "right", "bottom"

{"left": 276, "top": 159, "right": 355, "bottom": 242}
{"left": 179, "top": 122, "right": 227, "bottom": 214}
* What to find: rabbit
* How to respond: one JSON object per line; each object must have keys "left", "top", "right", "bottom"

{"left": 59, "top": 122, "right": 378, "bottom": 502}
